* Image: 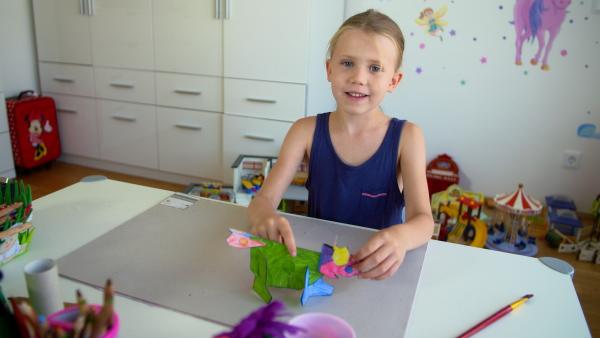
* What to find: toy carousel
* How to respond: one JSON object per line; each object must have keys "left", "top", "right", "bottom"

{"left": 486, "top": 184, "right": 542, "bottom": 256}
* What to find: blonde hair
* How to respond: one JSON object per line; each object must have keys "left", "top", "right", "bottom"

{"left": 327, "top": 9, "right": 405, "bottom": 71}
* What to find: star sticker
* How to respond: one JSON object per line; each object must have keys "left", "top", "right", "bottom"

{"left": 449, "top": 29, "right": 456, "bottom": 36}
{"left": 416, "top": 67, "right": 423, "bottom": 74}
{"left": 480, "top": 56, "right": 488, "bottom": 64}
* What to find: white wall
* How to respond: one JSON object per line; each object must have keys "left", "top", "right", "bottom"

{"left": 346, "top": 0, "right": 600, "bottom": 211}
{"left": 2, "top": 0, "right": 598, "bottom": 210}
{"left": 0, "top": 0, "right": 39, "bottom": 97}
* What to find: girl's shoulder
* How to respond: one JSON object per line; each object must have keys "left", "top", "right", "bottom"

{"left": 398, "top": 121, "right": 425, "bottom": 153}
{"left": 289, "top": 115, "right": 319, "bottom": 157}
{"left": 290, "top": 115, "right": 318, "bottom": 139}
{"left": 293, "top": 115, "right": 317, "bottom": 129}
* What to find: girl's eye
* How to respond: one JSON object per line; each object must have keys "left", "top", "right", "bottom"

{"left": 370, "top": 65, "right": 382, "bottom": 72}
{"left": 341, "top": 60, "right": 353, "bottom": 67}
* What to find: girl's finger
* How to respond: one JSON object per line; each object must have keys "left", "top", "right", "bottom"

{"left": 374, "top": 260, "right": 402, "bottom": 280}
{"left": 360, "top": 251, "right": 396, "bottom": 279}
{"left": 278, "top": 219, "right": 297, "bottom": 256}
{"left": 352, "top": 235, "right": 384, "bottom": 263}
{"left": 355, "top": 245, "right": 391, "bottom": 275}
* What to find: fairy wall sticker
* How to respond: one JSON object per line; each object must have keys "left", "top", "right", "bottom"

{"left": 514, "top": 0, "right": 572, "bottom": 71}
{"left": 416, "top": 5, "right": 448, "bottom": 41}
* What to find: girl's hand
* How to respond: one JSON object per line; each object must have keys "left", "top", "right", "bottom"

{"left": 351, "top": 226, "right": 407, "bottom": 280}
{"left": 250, "top": 214, "right": 297, "bottom": 256}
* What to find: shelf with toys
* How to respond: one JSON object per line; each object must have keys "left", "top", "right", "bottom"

{"left": 229, "top": 155, "right": 308, "bottom": 213}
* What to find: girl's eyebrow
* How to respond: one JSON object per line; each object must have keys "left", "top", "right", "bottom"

{"left": 338, "top": 55, "right": 383, "bottom": 65}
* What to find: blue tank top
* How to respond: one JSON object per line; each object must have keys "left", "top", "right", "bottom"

{"left": 306, "top": 112, "right": 406, "bottom": 230}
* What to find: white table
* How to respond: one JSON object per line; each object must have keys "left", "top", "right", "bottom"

{"left": 1, "top": 180, "right": 591, "bottom": 337}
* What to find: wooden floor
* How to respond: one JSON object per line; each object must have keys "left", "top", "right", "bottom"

{"left": 15, "top": 161, "right": 600, "bottom": 336}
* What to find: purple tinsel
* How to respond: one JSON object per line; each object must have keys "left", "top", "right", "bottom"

{"left": 215, "top": 300, "right": 304, "bottom": 338}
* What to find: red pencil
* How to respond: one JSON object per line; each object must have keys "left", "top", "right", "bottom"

{"left": 457, "top": 294, "right": 533, "bottom": 338}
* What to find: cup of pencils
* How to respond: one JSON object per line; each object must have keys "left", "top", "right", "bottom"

{"left": 47, "top": 303, "right": 119, "bottom": 338}
{"left": 10, "top": 279, "right": 118, "bottom": 338}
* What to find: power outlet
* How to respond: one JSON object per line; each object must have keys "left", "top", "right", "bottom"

{"left": 563, "top": 150, "right": 582, "bottom": 169}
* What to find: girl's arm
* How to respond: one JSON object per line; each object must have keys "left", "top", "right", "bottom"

{"left": 352, "top": 122, "right": 434, "bottom": 279}
{"left": 247, "top": 117, "right": 315, "bottom": 256}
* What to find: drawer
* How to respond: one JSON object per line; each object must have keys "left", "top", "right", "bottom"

{"left": 222, "top": 115, "right": 292, "bottom": 183}
{"left": 156, "top": 73, "right": 222, "bottom": 112}
{"left": 0, "top": 132, "right": 15, "bottom": 172}
{"left": 224, "top": 79, "right": 305, "bottom": 122}
{"left": 0, "top": 92, "right": 7, "bottom": 133}
{"left": 50, "top": 94, "right": 100, "bottom": 159}
{"left": 157, "top": 107, "right": 221, "bottom": 179}
{"left": 97, "top": 100, "right": 157, "bottom": 169}
{"left": 39, "top": 63, "right": 95, "bottom": 97}
{"left": 95, "top": 67, "right": 155, "bottom": 104}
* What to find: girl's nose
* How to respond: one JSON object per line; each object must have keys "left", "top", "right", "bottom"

{"left": 350, "top": 67, "right": 367, "bottom": 85}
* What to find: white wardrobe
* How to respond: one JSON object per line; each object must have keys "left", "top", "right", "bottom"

{"left": 0, "top": 68, "right": 16, "bottom": 179}
{"left": 32, "top": 0, "right": 343, "bottom": 183}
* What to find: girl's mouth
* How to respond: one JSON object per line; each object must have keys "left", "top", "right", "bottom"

{"left": 345, "top": 91, "right": 368, "bottom": 99}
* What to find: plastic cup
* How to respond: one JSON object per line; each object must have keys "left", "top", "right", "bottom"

{"left": 287, "top": 312, "right": 356, "bottom": 338}
{"left": 24, "top": 258, "right": 63, "bottom": 316}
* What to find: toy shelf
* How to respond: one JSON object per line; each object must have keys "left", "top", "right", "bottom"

{"left": 230, "top": 155, "right": 308, "bottom": 207}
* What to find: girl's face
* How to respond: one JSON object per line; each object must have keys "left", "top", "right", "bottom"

{"left": 326, "top": 28, "right": 402, "bottom": 118}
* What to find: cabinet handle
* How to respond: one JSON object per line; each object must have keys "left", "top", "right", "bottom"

{"left": 58, "top": 108, "right": 78, "bottom": 114}
{"left": 244, "top": 134, "right": 275, "bottom": 142}
{"left": 174, "top": 89, "right": 202, "bottom": 96}
{"left": 215, "top": 0, "right": 221, "bottom": 19}
{"left": 89, "top": 0, "right": 95, "bottom": 16}
{"left": 79, "top": 0, "right": 85, "bottom": 15}
{"left": 225, "top": 0, "right": 231, "bottom": 19}
{"left": 175, "top": 123, "right": 202, "bottom": 131}
{"left": 53, "top": 77, "right": 75, "bottom": 83}
{"left": 246, "top": 97, "right": 277, "bottom": 104}
{"left": 109, "top": 82, "right": 135, "bottom": 89}
{"left": 111, "top": 114, "right": 137, "bottom": 122}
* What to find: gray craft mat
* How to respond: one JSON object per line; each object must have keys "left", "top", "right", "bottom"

{"left": 58, "top": 195, "right": 427, "bottom": 337}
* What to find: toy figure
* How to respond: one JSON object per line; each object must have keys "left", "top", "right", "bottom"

{"left": 25, "top": 111, "right": 53, "bottom": 161}
{"left": 227, "top": 229, "right": 357, "bottom": 305}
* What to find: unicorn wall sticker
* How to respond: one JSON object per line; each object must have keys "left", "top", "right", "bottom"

{"left": 514, "top": 0, "right": 571, "bottom": 71}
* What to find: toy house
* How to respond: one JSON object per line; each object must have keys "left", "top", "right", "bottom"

{"left": 426, "top": 154, "right": 459, "bottom": 199}
{"left": 231, "top": 155, "right": 273, "bottom": 206}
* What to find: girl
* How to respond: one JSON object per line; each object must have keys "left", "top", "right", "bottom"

{"left": 248, "top": 9, "right": 433, "bottom": 280}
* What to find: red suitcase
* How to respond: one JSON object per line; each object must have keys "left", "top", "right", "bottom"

{"left": 6, "top": 91, "right": 61, "bottom": 169}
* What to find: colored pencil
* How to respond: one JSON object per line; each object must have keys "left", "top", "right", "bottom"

{"left": 457, "top": 294, "right": 533, "bottom": 338}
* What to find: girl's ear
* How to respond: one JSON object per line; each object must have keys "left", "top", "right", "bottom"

{"left": 325, "top": 59, "right": 332, "bottom": 82}
{"left": 388, "top": 72, "right": 403, "bottom": 92}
